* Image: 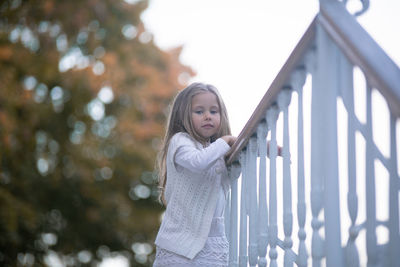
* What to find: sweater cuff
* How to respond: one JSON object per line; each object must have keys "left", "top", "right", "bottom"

{"left": 215, "top": 138, "right": 231, "bottom": 154}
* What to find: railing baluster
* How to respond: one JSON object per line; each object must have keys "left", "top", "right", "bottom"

{"left": 365, "top": 83, "right": 378, "bottom": 267}
{"left": 278, "top": 89, "right": 294, "bottom": 267}
{"left": 257, "top": 122, "right": 269, "bottom": 267}
{"left": 291, "top": 67, "right": 308, "bottom": 267}
{"left": 311, "top": 24, "right": 327, "bottom": 267}
{"left": 248, "top": 137, "right": 259, "bottom": 267}
{"left": 319, "top": 25, "right": 344, "bottom": 267}
{"left": 266, "top": 105, "right": 279, "bottom": 267}
{"left": 229, "top": 163, "right": 241, "bottom": 267}
{"left": 239, "top": 150, "right": 248, "bottom": 267}
{"left": 340, "top": 51, "right": 360, "bottom": 267}
{"left": 387, "top": 114, "right": 400, "bottom": 267}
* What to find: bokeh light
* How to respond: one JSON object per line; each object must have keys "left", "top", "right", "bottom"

{"left": 77, "top": 250, "right": 92, "bottom": 263}
{"left": 121, "top": 24, "right": 137, "bottom": 40}
{"left": 34, "top": 83, "right": 48, "bottom": 103}
{"left": 86, "top": 99, "right": 105, "bottom": 121}
{"left": 41, "top": 233, "right": 57, "bottom": 246}
{"left": 131, "top": 242, "right": 153, "bottom": 264}
{"left": 23, "top": 76, "right": 37, "bottom": 91}
{"left": 98, "top": 86, "right": 114, "bottom": 104}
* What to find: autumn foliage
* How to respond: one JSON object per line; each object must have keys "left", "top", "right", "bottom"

{"left": 0, "top": 0, "right": 194, "bottom": 266}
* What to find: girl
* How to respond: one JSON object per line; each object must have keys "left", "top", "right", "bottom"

{"left": 153, "top": 82, "right": 236, "bottom": 267}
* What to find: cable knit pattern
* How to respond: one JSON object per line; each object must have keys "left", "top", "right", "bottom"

{"left": 154, "top": 132, "right": 230, "bottom": 260}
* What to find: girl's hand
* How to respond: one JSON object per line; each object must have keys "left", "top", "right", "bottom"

{"left": 267, "top": 141, "right": 283, "bottom": 157}
{"left": 221, "top": 135, "right": 237, "bottom": 147}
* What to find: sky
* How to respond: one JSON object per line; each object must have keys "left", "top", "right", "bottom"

{"left": 141, "top": 0, "right": 400, "bottom": 135}
{"left": 100, "top": 0, "right": 399, "bottom": 266}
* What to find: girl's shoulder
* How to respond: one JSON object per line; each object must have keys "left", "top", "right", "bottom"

{"left": 171, "top": 132, "right": 190, "bottom": 143}
{"left": 171, "top": 131, "right": 190, "bottom": 140}
{"left": 170, "top": 132, "right": 199, "bottom": 148}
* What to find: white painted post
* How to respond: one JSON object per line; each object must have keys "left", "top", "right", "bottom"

{"left": 386, "top": 114, "right": 400, "bottom": 267}
{"left": 291, "top": 67, "right": 308, "bottom": 267}
{"left": 239, "top": 151, "right": 248, "bottom": 267}
{"left": 229, "top": 163, "right": 241, "bottom": 267}
{"left": 365, "top": 84, "right": 378, "bottom": 267}
{"left": 339, "top": 52, "right": 360, "bottom": 267}
{"left": 278, "top": 89, "right": 294, "bottom": 267}
{"left": 310, "top": 26, "right": 325, "bottom": 267}
{"left": 257, "top": 121, "right": 269, "bottom": 267}
{"left": 248, "top": 137, "right": 259, "bottom": 267}
{"left": 266, "top": 105, "right": 280, "bottom": 267}
{"left": 316, "top": 23, "right": 344, "bottom": 267}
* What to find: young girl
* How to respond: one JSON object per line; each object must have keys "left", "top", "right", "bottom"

{"left": 153, "top": 82, "right": 236, "bottom": 267}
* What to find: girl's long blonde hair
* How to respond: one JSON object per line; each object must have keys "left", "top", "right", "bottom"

{"left": 156, "top": 82, "right": 231, "bottom": 205}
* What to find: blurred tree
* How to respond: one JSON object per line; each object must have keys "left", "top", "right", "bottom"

{"left": 0, "top": 0, "right": 194, "bottom": 266}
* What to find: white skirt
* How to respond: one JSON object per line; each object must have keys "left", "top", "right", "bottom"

{"left": 153, "top": 217, "right": 229, "bottom": 267}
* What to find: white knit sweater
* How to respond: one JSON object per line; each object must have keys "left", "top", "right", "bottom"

{"left": 155, "top": 132, "right": 231, "bottom": 259}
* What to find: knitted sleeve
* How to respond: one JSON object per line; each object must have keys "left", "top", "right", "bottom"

{"left": 169, "top": 133, "right": 230, "bottom": 173}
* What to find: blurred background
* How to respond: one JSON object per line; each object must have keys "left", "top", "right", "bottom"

{"left": 0, "top": 0, "right": 194, "bottom": 266}
{"left": 0, "top": 0, "right": 398, "bottom": 266}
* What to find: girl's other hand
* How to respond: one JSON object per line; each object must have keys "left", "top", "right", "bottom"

{"left": 267, "top": 141, "right": 283, "bottom": 157}
{"left": 221, "top": 135, "right": 237, "bottom": 147}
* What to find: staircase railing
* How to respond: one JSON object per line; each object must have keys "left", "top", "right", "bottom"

{"left": 224, "top": 1, "right": 400, "bottom": 266}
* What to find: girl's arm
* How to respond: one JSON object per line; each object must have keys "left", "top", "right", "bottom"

{"left": 221, "top": 135, "right": 237, "bottom": 146}
{"left": 175, "top": 136, "right": 235, "bottom": 173}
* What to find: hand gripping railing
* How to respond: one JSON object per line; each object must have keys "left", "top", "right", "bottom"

{"left": 224, "top": 1, "right": 400, "bottom": 266}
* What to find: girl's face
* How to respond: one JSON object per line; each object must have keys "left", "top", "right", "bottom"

{"left": 191, "top": 91, "right": 221, "bottom": 141}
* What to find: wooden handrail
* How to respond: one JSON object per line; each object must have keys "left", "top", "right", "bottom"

{"left": 319, "top": 0, "right": 400, "bottom": 117}
{"left": 225, "top": 17, "right": 317, "bottom": 165}
{"left": 227, "top": 2, "right": 400, "bottom": 165}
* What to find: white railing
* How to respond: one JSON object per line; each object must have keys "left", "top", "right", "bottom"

{"left": 224, "top": 1, "right": 400, "bottom": 266}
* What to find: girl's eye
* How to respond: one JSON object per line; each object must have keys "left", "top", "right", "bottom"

{"left": 194, "top": 110, "right": 203, "bottom": 114}
{"left": 210, "top": 110, "right": 219, "bottom": 114}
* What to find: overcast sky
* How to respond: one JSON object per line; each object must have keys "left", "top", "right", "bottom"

{"left": 141, "top": 0, "right": 400, "bottom": 135}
